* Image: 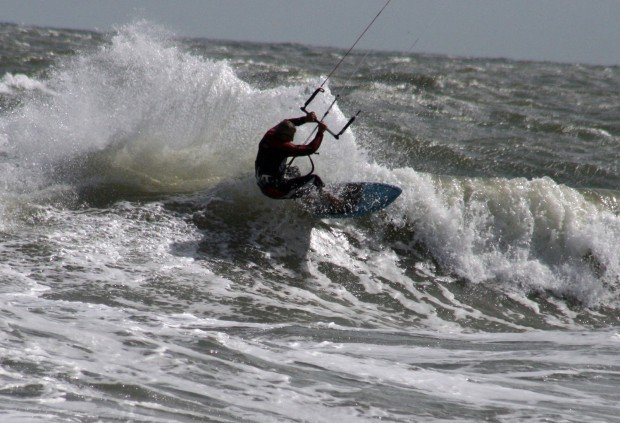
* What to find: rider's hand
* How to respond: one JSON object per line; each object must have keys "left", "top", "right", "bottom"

{"left": 306, "top": 112, "right": 318, "bottom": 123}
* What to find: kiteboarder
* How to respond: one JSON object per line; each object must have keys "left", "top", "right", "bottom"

{"left": 255, "top": 112, "right": 328, "bottom": 199}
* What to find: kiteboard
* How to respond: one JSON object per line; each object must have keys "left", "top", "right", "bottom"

{"left": 307, "top": 182, "right": 401, "bottom": 218}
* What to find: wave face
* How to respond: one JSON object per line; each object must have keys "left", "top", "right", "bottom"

{"left": 0, "top": 22, "right": 619, "bottom": 422}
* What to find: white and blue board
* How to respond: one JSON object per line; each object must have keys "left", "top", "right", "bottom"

{"left": 309, "top": 182, "right": 401, "bottom": 218}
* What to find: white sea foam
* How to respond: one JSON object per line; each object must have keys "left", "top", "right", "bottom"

{"left": 389, "top": 168, "right": 620, "bottom": 306}
{"left": 0, "top": 72, "right": 54, "bottom": 95}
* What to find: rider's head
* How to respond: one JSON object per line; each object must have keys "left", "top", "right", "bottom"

{"left": 275, "top": 120, "right": 296, "bottom": 141}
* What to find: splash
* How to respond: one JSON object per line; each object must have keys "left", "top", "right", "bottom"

{"left": 0, "top": 22, "right": 357, "bottom": 193}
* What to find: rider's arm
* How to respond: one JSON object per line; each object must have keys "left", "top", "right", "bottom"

{"left": 288, "top": 112, "right": 316, "bottom": 126}
{"left": 288, "top": 116, "right": 310, "bottom": 126}
{"left": 279, "top": 128, "right": 324, "bottom": 157}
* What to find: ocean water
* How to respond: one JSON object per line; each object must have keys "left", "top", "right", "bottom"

{"left": 0, "top": 22, "right": 619, "bottom": 422}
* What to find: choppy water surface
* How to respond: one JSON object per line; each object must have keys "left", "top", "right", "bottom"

{"left": 0, "top": 22, "right": 619, "bottom": 422}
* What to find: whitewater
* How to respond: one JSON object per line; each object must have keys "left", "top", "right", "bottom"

{"left": 0, "top": 22, "right": 618, "bottom": 422}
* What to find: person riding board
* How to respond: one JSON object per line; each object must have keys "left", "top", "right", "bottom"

{"left": 255, "top": 111, "right": 329, "bottom": 200}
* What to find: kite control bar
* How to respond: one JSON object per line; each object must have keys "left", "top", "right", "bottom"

{"left": 300, "top": 87, "right": 324, "bottom": 114}
{"left": 301, "top": 89, "right": 361, "bottom": 140}
{"left": 324, "top": 110, "right": 361, "bottom": 140}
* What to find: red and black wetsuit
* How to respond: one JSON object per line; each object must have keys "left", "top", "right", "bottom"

{"left": 255, "top": 117, "right": 324, "bottom": 199}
